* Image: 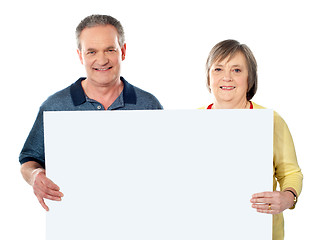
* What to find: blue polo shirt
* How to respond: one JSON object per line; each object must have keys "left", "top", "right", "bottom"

{"left": 19, "top": 77, "right": 163, "bottom": 168}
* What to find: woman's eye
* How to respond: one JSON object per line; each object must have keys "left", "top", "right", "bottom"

{"left": 214, "top": 68, "right": 222, "bottom": 72}
{"left": 233, "top": 68, "right": 241, "bottom": 73}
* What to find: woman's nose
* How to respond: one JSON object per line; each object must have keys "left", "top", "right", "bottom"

{"left": 223, "top": 71, "right": 232, "bottom": 81}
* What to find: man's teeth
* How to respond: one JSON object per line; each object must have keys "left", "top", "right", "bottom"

{"left": 220, "top": 86, "right": 235, "bottom": 90}
{"left": 95, "top": 67, "right": 112, "bottom": 71}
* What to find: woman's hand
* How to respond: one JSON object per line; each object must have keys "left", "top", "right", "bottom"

{"left": 250, "top": 189, "right": 296, "bottom": 214}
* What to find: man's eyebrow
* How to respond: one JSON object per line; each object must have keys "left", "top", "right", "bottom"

{"left": 105, "top": 46, "right": 117, "bottom": 50}
{"left": 85, "top": 46, "right": 116, "bottom": 51}
{"left": 85, "top": 48, "right": 96, "bottom": 52}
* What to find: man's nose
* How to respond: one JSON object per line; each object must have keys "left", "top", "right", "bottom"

{"left": 97, "top": 52, "right": 109, "bottom": 65}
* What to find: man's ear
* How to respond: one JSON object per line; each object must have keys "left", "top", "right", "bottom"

{"left": 121, "top": 43, "right": 126, "bottom": 61}
{"left": 77, "top": 49, "right": 84, "bottom": 65}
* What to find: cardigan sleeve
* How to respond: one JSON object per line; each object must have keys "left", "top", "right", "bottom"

{"left": 273, "top": 111, "right": 303, "bottom": 196}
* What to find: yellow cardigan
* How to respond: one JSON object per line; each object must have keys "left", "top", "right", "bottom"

{"left": 201, "top": 101, "right": 303, "bottom": 240}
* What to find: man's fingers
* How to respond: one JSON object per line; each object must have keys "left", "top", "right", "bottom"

{"left": 39, "top": 183, "right": 64, "bottom": 198}
{"left": 34, "top": 183, "right": 63, "bottom": 199}
{"left": 34, "top": 185, "right": 62, "bottom": 211}
{"left": 34, "top": 173, "right": 64, "bottom": 198}
{"left": 36, "top": 172, "right": 60, "bottom": 191}
{"left": 37, "top": 196, "right": 49, "bottom": 211}
{"left": 41, "top": 177, "right": 60, "bottom": 191}
{"left": 31, "top": 168, "right": 63, "bottom": 211}
{"left": 37, "top": 187, "right": 63, "bottom": 200}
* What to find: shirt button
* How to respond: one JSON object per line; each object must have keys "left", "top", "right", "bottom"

{"left": 97, "top": 106, "right": 102, "bottom": 110}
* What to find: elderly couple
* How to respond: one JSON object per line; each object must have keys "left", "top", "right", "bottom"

{"left": 19, "top": 14, "right": 302, "bottom": 240}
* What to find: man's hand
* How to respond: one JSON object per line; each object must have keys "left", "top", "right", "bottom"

{"left": 21, "top": 161, "right": 64, "bottom": 211}
{"left": 31, "top": 168, "right": 64, "bottom": 211}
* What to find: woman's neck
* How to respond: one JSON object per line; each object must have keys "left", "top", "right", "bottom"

{"left": 212, "top": 99, "right": 250, "bottom": 109}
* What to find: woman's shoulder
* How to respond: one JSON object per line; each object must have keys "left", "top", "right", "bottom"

{"left": 251, "top": 102, "right": 286, "bottom": 126}
{"left": 251, "top": 102, "right": 266, "bottom": 110}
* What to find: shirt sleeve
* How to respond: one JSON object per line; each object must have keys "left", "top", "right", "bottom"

{"left": 19, "top": 106, "right": 46, "bottom": 168}
{"left": 273, "top": 112, "right": 303, "bottom": 196}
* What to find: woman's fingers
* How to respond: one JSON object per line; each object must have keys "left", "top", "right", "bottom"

{"left": 251, "top": 191, "right": 293, "bottom": 214}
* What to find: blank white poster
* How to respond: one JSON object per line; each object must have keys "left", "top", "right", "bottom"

{"left": 44, "top": 109, "right": 273, "bottom": 240}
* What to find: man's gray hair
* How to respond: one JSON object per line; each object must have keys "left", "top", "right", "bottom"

{"left": 76, "top": 14, "right": 125, "bottom": 50}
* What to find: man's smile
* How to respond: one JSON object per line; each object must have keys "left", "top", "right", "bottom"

{"left": 93, "top": 66, "right": 113, "bottom": 71}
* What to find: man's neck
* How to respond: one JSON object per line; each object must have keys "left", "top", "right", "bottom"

{"left": 81, "top": 78, "right": 124, "bottom": 110}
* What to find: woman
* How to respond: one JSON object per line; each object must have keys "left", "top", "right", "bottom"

{"left": 203, "top": 39, "right": 303, "bottom": 240}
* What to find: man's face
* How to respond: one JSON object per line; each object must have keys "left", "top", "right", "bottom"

{"left": 77, "top": 25, "right": 126, "bottom": 87}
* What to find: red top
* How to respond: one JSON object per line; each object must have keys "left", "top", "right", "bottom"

{"left": 207, "top": 102, "right": 253, "bottom": 109}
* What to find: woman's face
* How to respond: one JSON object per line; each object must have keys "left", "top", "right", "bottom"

{"left": 209, "top": 52, "right": 249, "bottom": 106}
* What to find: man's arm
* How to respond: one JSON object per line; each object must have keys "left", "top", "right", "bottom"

{"left": 21, "top": 161, "right": 64, "bottom": 211}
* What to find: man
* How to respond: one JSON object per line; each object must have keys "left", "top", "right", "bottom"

{"left": 19, "top": 14, "right": 163, "bottom": 211}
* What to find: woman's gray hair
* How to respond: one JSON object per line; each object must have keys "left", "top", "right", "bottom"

{"left": 76, "top": 14, "right": 125, "bottom": 50}
{"left": 206, "top": 39, "right": 258, "bottom": 101}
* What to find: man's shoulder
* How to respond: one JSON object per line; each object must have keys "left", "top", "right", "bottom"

{"left": 40, "top": 79, "right": 81, "bottom": 111}
{"left": 133, "top": 85, "right": 163, "bottom": 109}
{"left": 132, "top": 84, "right": 158, "bottom": 100}
{"left": 122, "top": 78, "right": 163, "bottom": 110}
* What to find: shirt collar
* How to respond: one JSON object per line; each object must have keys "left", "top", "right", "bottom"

{"left": 70, "top": 77, "right": 137, "bottom": 107}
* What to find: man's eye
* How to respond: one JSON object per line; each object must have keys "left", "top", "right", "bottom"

{"left": 106, "top": 49, "right": 116, "bottom": 53}
{"left": 87, "top": 51, "right": 95, "bottom": 55}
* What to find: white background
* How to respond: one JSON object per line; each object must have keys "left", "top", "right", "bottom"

{"left": 0, "top": 0, "right": 322, "bottom": 239}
